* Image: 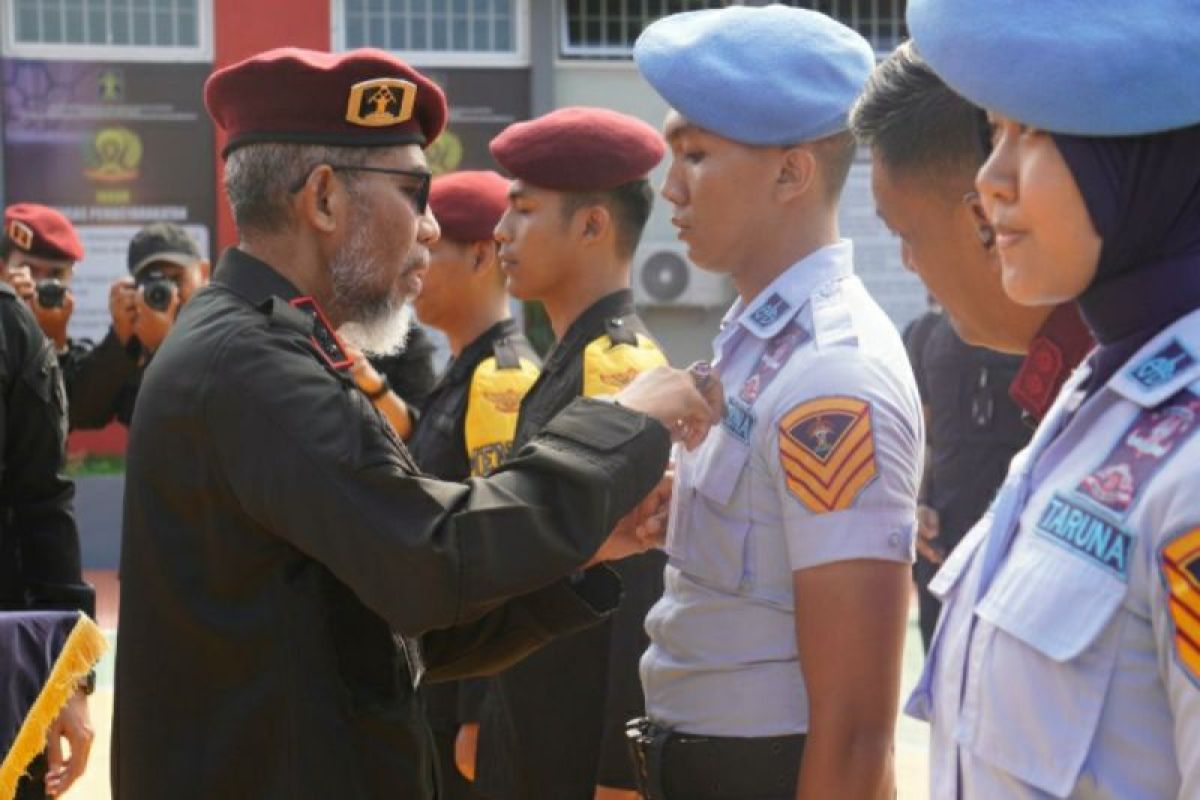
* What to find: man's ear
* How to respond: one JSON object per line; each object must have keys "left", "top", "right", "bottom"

{"left": 295, "top": 165, "right": 343, "bottom": 234}
{"left": 471, "top": 240, "right": 497, "bottom": 272}
{"left": 775, "top": 144, "right": 817, "bottom": 201}
{"left": 196, "top": 259, "right": 212, "bottom": 284}
{"left": 964, "top": 191, "right": 996, "bottom": 251}
{"left": 579, "top": 204, "right": 612, "bottom": 246}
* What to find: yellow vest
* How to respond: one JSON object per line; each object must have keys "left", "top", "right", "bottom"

{"left": 465, "top": 354, "right": 540, "bottom": 477}
{"left": 582, "top": 331, "right": 668, "bottom": 398}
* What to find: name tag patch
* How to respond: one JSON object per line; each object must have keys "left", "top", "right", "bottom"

{"left": 722, "top": 397, "right": 756, "bottom": 443}
{"left": 1036, "top": 493, "right": 1133, "bottom": 580}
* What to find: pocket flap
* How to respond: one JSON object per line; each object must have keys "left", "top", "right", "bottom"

{"left": 977, "top": 522, "right": 1129, "bottom": 662}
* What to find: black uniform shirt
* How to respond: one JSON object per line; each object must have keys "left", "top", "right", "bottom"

{"left": 479, "top": 289, "right": 671, "bottom": 798}
{"left": 0, "top": 282, "right": 92, "bottom": 617}
{"left": 113, "top": 249, "right": 672, "bottom": 800}
{"left": 60, "top": 330, "right": 142, "bottom": 430}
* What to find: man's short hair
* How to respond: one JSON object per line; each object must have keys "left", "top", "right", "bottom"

{"left": 809, "top": 130, "right": 857, "bottom": 201}
{"left": 559, "top": 179, "right": 654, "bottom": 261}
{"left": 849, "top": 41, "right": 984, "bottom": 180}
{"left": 223, "top": 143, "right": 373, "bottom": 234}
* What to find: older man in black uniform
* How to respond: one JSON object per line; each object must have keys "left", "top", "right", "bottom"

{"left": 473, "top": 108, "right": 670, "bottom": 800}
{"left": 0, "top": 278, "right": 95, "bottom": 798}
{"left": 111, "top": 48, "right": 717, "bottom": 800}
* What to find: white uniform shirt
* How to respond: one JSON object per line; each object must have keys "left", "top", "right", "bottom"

{"left": 641, "top": 240, "right": 923, "bottom": 736}
{"left": 908, "top": 308, "right": 1200, "bottom": 799}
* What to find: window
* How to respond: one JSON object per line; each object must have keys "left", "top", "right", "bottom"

{"left": 560, "top": 0, "right": 906, "bottom": 60}
{"left": 2, "top": 0, "right": 212, "bottom": 60}
{"left": 337, "top": 0, "right": 529, "bottom": 67}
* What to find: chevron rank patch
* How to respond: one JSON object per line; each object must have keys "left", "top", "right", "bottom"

{"left": 779, "top": 396, "right": 876, "bottom": 513}
{"left": 1161, "top": 527, "right": 1200, "bottom": 687}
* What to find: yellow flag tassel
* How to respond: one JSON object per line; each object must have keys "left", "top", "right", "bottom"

{"left": 0, "top": 614, "right": 107, "bottom": 800}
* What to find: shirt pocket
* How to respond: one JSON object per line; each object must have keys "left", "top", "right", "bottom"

{"left": 964, "top": 533, "right": 1128, "bottom": 797}
{"left": 668, "top": 427, "right": 752, "bottom": 593}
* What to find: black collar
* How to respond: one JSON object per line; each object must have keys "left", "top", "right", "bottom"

{"left": 442, "top": 318, "right": 520, "bottom": 384}
{"left": 543, "top": 289, "right": 634, "bottom": 372}
{"left": 210, "top": 247, "right": 305, "bottom": 307}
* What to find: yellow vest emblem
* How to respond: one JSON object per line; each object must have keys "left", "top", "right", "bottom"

{"left": 582, "top": 332, "right": 668, "bottom": 398}
{"left": 465, "top": 356, "right": 539, "bottom": 477}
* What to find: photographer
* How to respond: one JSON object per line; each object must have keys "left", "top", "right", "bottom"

{"left": 1, "top": 203, "right": 86, "bottom": 362}
{"left": 69, "top": 222, "right": 209, "bottom": 429}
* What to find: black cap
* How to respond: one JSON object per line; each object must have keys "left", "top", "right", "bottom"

{"left": 127, "top": 223, "right": 202, "bottom": 276}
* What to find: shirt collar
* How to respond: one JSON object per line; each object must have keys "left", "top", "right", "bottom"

{"left": 544, "top": 289, "right": 634, "bottom": 371}
{"left": 1107, "top": 306, "right": 1200, "bottom": 407}
{"left": 210, "top": 247, "right": 304, "bottom": 306}
{"left": 445, "top": 318, "right": 520, "bottom": 383}
{"left": 721, "top": 240, "right": 854, "bottom": 342}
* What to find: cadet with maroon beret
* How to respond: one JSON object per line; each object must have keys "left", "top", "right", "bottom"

{"left": 113, "top": 48, "right": 719, "bottom": 800}
{"left": 472, "top": 107, "right": 670, "bottom": 800}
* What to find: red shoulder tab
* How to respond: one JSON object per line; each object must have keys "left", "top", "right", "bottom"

{"left": 290, "top": 296, "right": 353, "bottom": 372}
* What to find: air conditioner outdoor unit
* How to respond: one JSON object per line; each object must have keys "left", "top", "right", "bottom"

{"left": 632, "top": 244, "right": 732, "bottom": 308}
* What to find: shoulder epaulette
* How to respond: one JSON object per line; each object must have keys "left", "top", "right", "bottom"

{"left": 259, "top": 295, "right": 353, "bottom": 372}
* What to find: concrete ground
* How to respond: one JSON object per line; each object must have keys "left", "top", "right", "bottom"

{"left": 71, "top": 570, "right": 931, "bottom": 799}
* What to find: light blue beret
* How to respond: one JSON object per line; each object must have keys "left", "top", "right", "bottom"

{"left": 908, "top": 0, "right": 1200, "bottom": 136}
{"left": 633, "top": 4, "right": 875, "bottom": 146}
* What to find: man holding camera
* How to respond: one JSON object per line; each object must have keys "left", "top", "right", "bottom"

{"left": 68, "top": 222, "right": 209, "bottom": 429}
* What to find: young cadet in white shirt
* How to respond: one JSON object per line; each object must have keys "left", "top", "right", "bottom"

{"left": 907, "top": 0, "right": 1200, "bottom": 796}
{"left": 627, "top": 6, "right": 924, "bottom": 799}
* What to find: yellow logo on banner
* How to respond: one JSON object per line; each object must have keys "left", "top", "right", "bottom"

{"left": 84, "top": 127, "right": 142, "bottom": 183}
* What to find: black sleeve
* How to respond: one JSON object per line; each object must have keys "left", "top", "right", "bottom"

{"left": 421, "top": 566, "right": 623, "bottom": 682}
{"left": 1, "top": 300, "right": 94, "bottom": 616}
{"left": 64, "top": 328, "right": 142, "bottom": 430}
{"left": 207, "top": 330, "right": 671, "bottom": 639}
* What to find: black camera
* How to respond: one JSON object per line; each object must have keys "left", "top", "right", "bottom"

{"left": 35, "top": 279, "right": 68, "bottom": 309}
{"left": 137, "top": 269, "right": 177, "bottom": 312}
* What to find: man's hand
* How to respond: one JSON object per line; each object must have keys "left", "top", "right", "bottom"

{"left": 109, "top": 277, "right": 138, "bottom": 346}
{"left": 588, "top": 471, "right": 673, "bottom": 565}
{"left": 43, "top": 690, "right": 94, "bottom": 797}
{"left": 2, "top": 264, "right": 36, "bottom": 302}
{"left": 454, "top": 722, "right": 479, "bottom": 781}
{"left": 31, "top": 289, "right": 74, "bottom": 351}
{"left": 615, "top": 365, "right": 723, "bottom": 450}
{"left": 916, "top": 505, "right": 944, "bottom": 564}
{"left": 132, "top": 282, "right": 180, "bottom": 353}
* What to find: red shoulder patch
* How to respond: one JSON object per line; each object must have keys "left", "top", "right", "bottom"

{"left": 779, "top": 396, "right": 876, "bottom": 513}
{"left": 1162, "top": 527, "right": 1200, "bottom": 686}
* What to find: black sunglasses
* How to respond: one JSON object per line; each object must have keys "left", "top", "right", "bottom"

{"left": 289, "top": 163, "right": 432, "bottom": 214}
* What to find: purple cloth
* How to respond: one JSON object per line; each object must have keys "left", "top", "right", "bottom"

{"left": 1052, "top": 124, "right": 1200, "bottom": 389}
{"left": 0, "top": 611, "right": 79, "bottom": 755}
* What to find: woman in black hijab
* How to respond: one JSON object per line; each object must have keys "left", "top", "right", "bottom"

{"left": 902, "top": 1, "right": 1200, "bottom": 796}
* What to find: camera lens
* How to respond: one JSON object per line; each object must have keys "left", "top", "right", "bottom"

{"left": 35, "top": 279, "right": 67, "bottom": 309}
{"left": 143, "top": 279, "right": 175, "bottom": 312}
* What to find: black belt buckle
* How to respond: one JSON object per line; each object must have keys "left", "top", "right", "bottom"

{"left": 626, "top": 717, "right": 669, "bottom": 800}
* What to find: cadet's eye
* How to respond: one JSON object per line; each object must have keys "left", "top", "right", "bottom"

{"left": 683, "top": 150, "right": 705, "bottom": 164}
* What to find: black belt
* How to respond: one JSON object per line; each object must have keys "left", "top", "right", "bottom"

{"left": 626, "top": 717, "right": 805, "bottom": 800}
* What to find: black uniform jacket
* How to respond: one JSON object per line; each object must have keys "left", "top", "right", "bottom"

{"left": 408, "top": 318, "right": 541, "bottom": 734}
{"left": 0, "top": 282, "right": 92, "bottom": 616}
{"left": 60, "top": 330, "right": 142, "bottom": 430}
{"left": 478, "top": 289, "right": 670, "bottom": 798}
{"left": 112, "top": 250, "right": 671, "bottom": 800}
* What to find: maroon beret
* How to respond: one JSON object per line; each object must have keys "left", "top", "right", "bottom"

{"left": 429, "top": 171, "right": 510, "bottom": 244}
{"left": 489, "top": 107, "right": 665, "bottom": 192}
{"left": 4, "top": 203, "right": 83, "bottom": 262}
{"left": 205, "top": 47, "right": 447, "bottom": 158}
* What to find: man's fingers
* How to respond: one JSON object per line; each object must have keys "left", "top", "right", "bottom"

{"left": 916, "top": 538, "right": 944, "bottom": 564}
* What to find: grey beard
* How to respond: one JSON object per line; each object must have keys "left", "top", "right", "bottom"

{"left": 329, "top": 212, "right": 415, "bottom": 355}
{"left": 338, "top": 302, "right": 414, "bottom": 356}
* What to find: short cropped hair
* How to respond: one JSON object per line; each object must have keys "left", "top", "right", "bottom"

{"left": 559, "top": 178, "right": 655, "bottom": 260}
{"left": 849, "top": 40, "right": 984, "bottom": 179}
{"left": 809, "top": 130, "right": 857, "bottom": 201}
{"left": 223, "top": 143, "right": 373, "bottom": 234}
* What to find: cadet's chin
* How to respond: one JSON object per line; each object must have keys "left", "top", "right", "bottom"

{"left": 338, "top": 302, "right": 414, "bottom": 356}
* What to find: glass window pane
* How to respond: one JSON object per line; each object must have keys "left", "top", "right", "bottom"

{"left": 133, "top": 10, "right": 151, "bottom": 43}
{"left": 154, "top": 10, "right": 173, "bottom": 44}
{"left": 473, "top": 19, "right": 490, "bottom": 50}
{"left": 451, "top": 17, "right": 467, "bottom": 49}
{"left": 410, "top": 15, "right": 427, "bottom": 48}
{"left": 43, "top": 6, "right": 64, "bottom": 42}
{"left": 346, "top": 11, "right": 365, "bottom": 47}
{"left": 66, "top": 5, "right": 86, "bottom": 43}
{"left": 16, "top": 3, "right": 40, "bottom": 41}
{"left": 432, "top": 15, "right": 447, "bottom": 49}
{"left": 494, "top": 16, "right": 511, "bottom": 49}
{"left": 177, "top": 9, "right": 197, "bottom": 44}
{"left": 88, "top": 7, "right": 106, "bottom": 42}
